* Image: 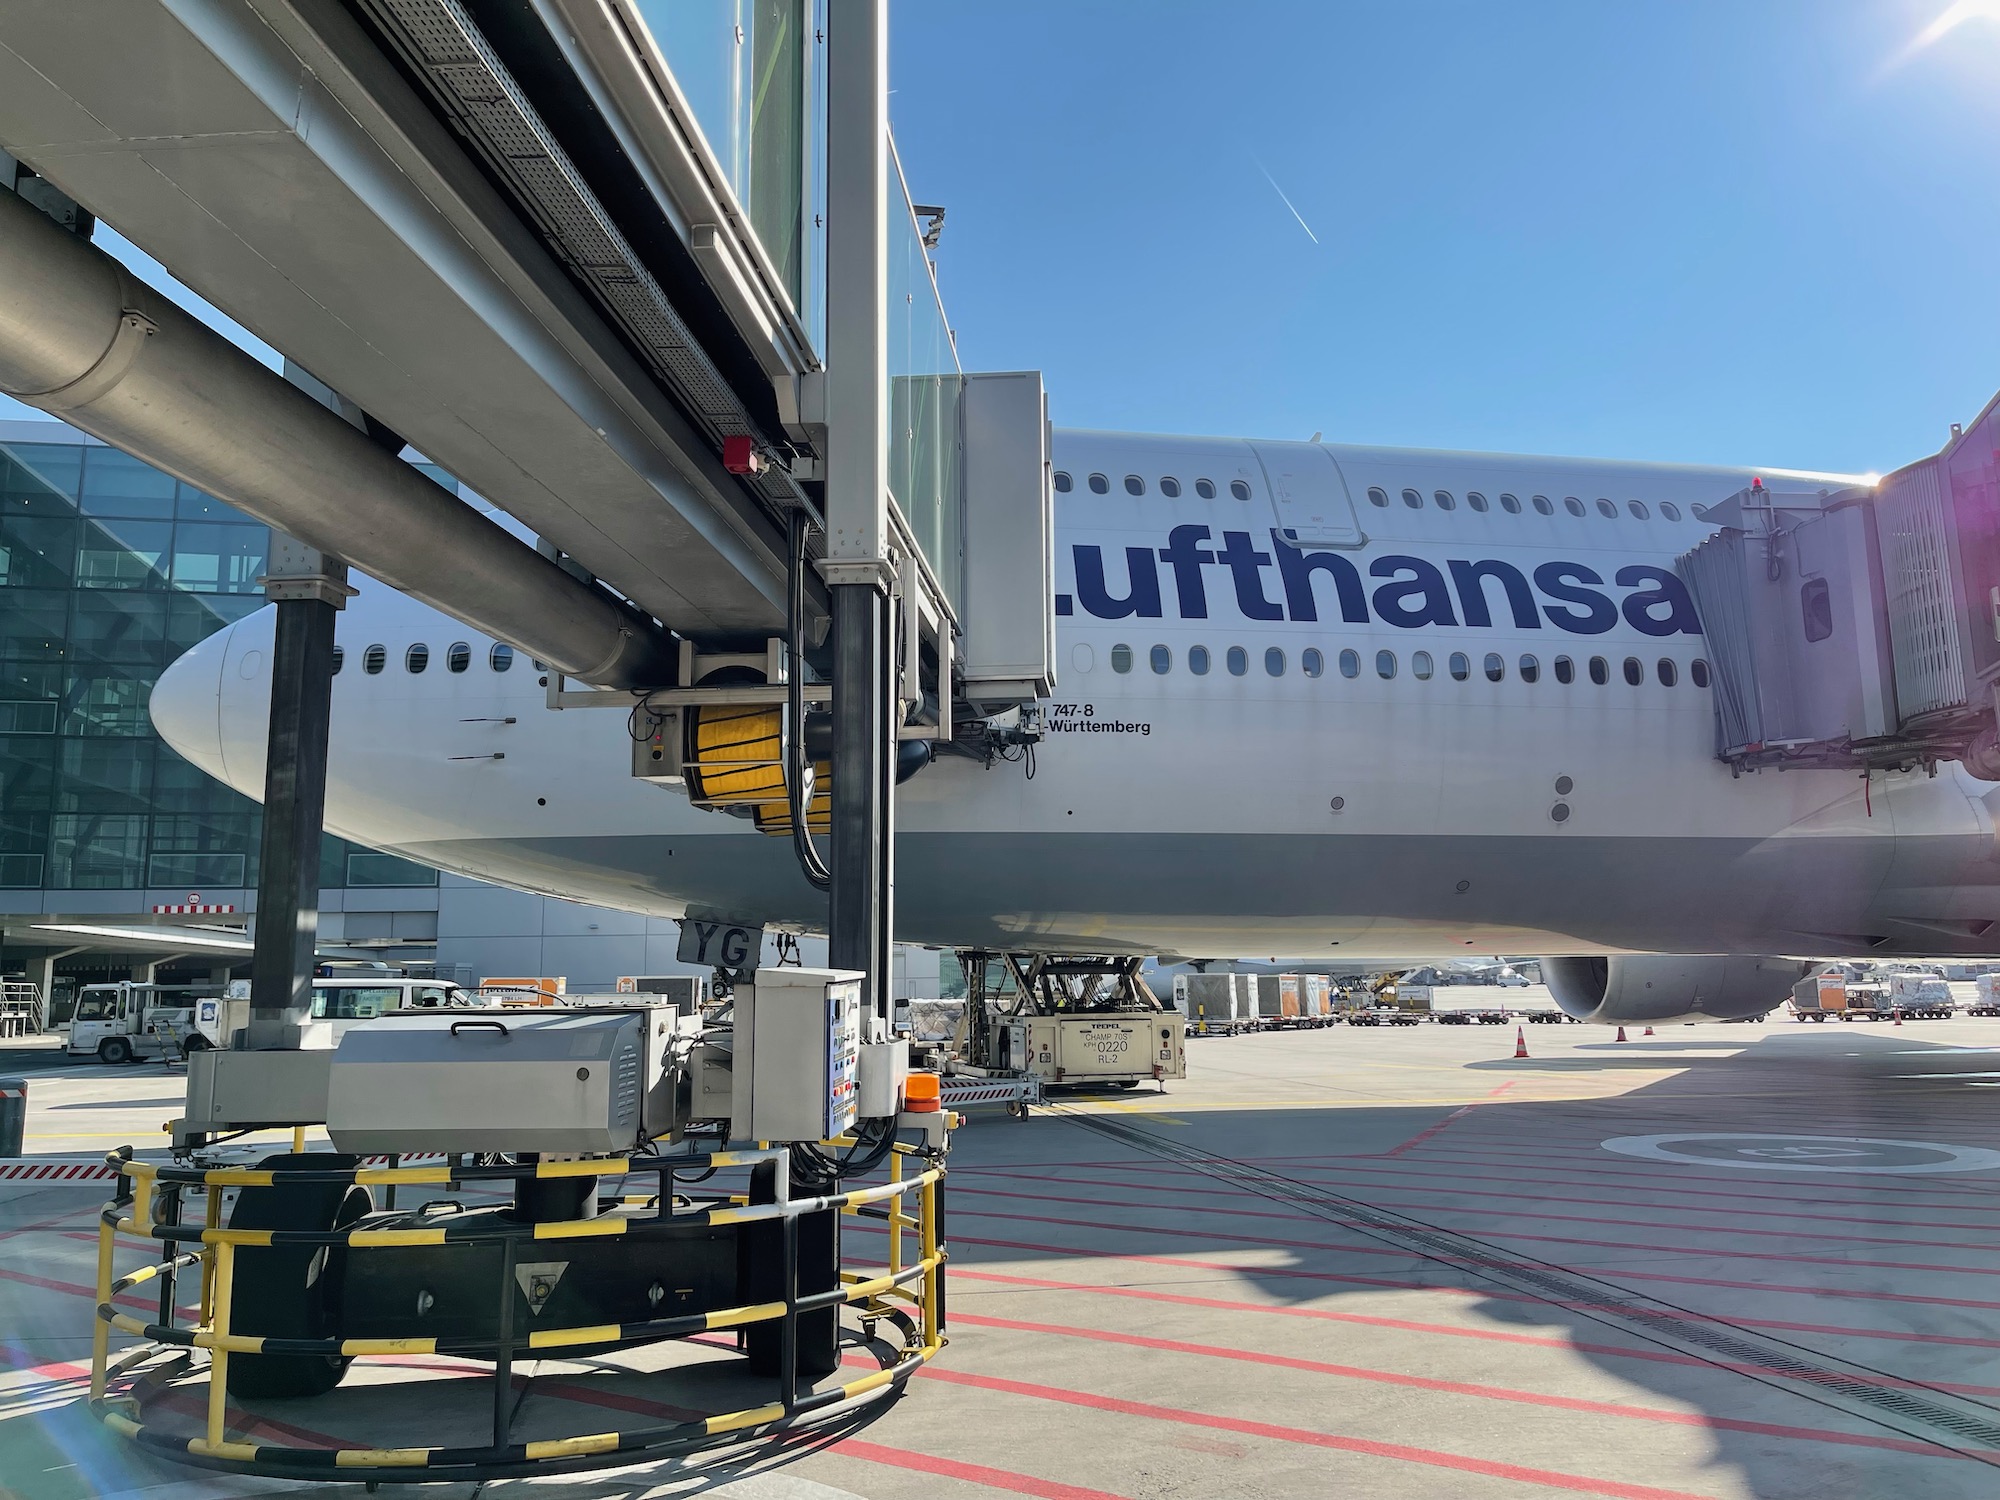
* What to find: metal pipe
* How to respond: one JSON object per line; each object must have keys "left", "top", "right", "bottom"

{"left": 0, "top": 188, "right": 673, "bottom": 688}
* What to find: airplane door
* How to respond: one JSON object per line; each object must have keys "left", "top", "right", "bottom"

{"left": 1251, "top": 442, "right": 1366, "bottom": 549}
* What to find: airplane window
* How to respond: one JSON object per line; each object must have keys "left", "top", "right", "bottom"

{"left": 1595, "top": 498, "right": 1617, "bottom": 518}
{"left": 1189, "top": 645, "right": 1210, "bottom": 675}
{"left": 363, "top": 644, "right": 386, "bottom": 675}
{"left": 1160, "top": 476, "right": 1182, "bottom": 498}
{"left": 1265, "top": 647, "right": 1286, "bottom": 677}
{"left": 1691, "top": 658, "right": 1710, "bottom": 687}
{"left": 1111, "top": 643, "right": 1133, "bottom": 673}
{"left": 1125, "top": 475, "right": 1146, "bottom": 496}
{"left": 1230, "top": 479, "right": 1253, "bottom": 501}
{"left": 1227, "top": 646, "right": 1249, "bottom": 676}
{"left": 1376, "top": 649, "right": 1396, "bottom": 679}
{"left": 1691, "top": 503, "right": 1712, "bottom": 521}
{"left": 1053, "top": 471, "right": 1073, "bottom": 493}
{"left": 1660, "top": 501, "right": 1682, "bottom": 522}
{"left": 1196, "top": 478, "right": 1217, "bottom": 499}
{"left": 1657, "top": 658, "right": 1678, "bottom": 686}
{"left": 406, "top": 643, "right": 429, "bottom": 674}
{"left": 1466, "top": 491, "right": 1489, "bottom": 513}
{"left": 1564, "top": 497, "right": 1586, "bottom": 517}
{"left": 1532, "top": 495, "right": 1554, "bottom": 515}
{"left": 1589, "top": 655, "right": 1609, "bottom": 685}
{"left": 1367, "top": 487, "right": 1389, "bottom": 507}
{"left": 1554, "top": 654, "right": 1575, "bottom": 684}
{"left": 1150, "top": 644, "right": 1171, "bottom": 674}
{"left": 490, "top": 643, "right": 514, "bottom": 672}
{"left": 1434, "top": 490, "right": 1456, "bottom": 511}
{"left": 1448, "top": 651, "right": 1470, "bottom": 681}
{"left": 1088, "top": 473, "right": 1109, "bottom": 494}
{"left": 1412, "top": 650, "right": 1434, "bottom": 680}
{"left": 1401, "top": 488, "right": 1423, "bottom": 509}
{"left": 1484, "top": 652, "right": 1505, "bottom": 682}
{"left": 1623, "top": 656, "right": 1643, "bottom": 685}
{"left": 331, "top": 646, "right": 344, "bottom": 676}
{"left": 1499, "top": 493, "right": 1522, "bottom": 514}
{"left": 1302, "top": 648, "right": 1324, "bottom": 678}
{"left": 1628, "top": 500, "right": 1650, "bottom": 519}
{"left": 1339, "top": 648, "right": 1360, "bottom": 678}
{"left": 1519, "top": 654, "right": 1540, "bottom": 683}
{"left": 447, "top": 642, "right": 471, "bottom": 673}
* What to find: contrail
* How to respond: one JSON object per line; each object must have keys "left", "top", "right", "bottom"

{"left": 1254, "top": 157, "right": 1319, "bottom": 245}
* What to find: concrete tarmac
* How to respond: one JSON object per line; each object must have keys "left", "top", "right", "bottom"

{"left": 5, "top": 1017, "right": 2000, "bottom": 1498}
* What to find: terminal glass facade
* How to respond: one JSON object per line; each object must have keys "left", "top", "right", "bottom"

{"left": 0, "top": 432, "right": 437, "bottom": 897}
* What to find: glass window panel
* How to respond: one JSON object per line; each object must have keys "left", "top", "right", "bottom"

{"left": 175, "top": 486, "right": 254, "bottom": 523}
{"left": 1554, "top": 655, "right": 1575, "bottom": 684}
{"left": 1412, "top": 650, "right": 1433, "bottom": 679}
{"left": 1302, "top": 647, "right": 1323, "bottom": 678}
{"left": 166, "top": 593, "right": 261, "bottom": 657}
{"left": 1624, "top": 656, "right": 1644, "bottom": 685}
{"left": 1661, "top": 502, "right": 1682, "bottom": 522}
{"left": 0, "top": 660, "right": 60, "bottom": 736}
{"left": 447, "top": 642, "right": 471, "bottom": 673}
{"left": 1449, "top": 651, "right": 1470, "bottom": 680}
{"left": 1519, "top": 654, "right": 1540, "bottom": 683}
{"left": 1375, "top": 649, "right": 1396, "bottom": 679}
{"left": 1265, "top": 647, "right": 1285, "bottom": 676}
{"left": 1053, "top": 472, "right": 1072, "bottom": 493}
{"left": 1195, "top": 479, "right": 1216, "bottom": 499}
{"left": 1149, "top": 644, "right": 1170, "bottom": 674}
{"left": 1188, "top": 645, "right": 1210, "bottom": 675}
{"left": 152, "top": 746, "right": 257, "bottom": 813}
{"left": 171, "top": 522, "right": 267, "bottom": 594}
{"left": 148, "top": 849, "right": 246, "bottom": 887}
{"left": 345, "top": 849, "right": 440, "bottom": 887}
{"left": 490, "top": 643, "right": 514, "bottom": 672}
{"left": 0, "top": 739, "right": 56, "bottom": 813}
{"left": 0, "top": 851, "right": 43, "bottom": 888}
{"left": 1, "top": 515, "right": 79, "bottom": 588}
{"left": 0, "top": 590, "right": 72, "bottom": 659}
{"left": 1590, "top": 655, "right": 1610, "bottom": 685}
{"left": 1484, "top": 653, "right": 1505, "bottom": 682}
{"left": 69, "top": 592, "right": 170, "bottom": 666}
{"left": 1226, "top": 646, "right": 1248, "bottom": 676}
{"left": 79, "top": 448, "right": 177, "bottom": 519}
{"left": 1339, "top": 649, "right": 1360, "bottom": 678}
{"left": 63, "top": 665, "right": 156, "bottom": 736}
{"left": 59, "top": 738, "right": 155, "bottom": 814}
{"left": 49, "top": 813, "right": 148, "bottom": 887}
{"left": 3, "top": 442, "right": 84, "bottom": 507}
{"left": 1110, "top": 643, "right": 1133, "bottom": 673}
{"left": 76, "top": 518, "right": 172, "bottom": 589}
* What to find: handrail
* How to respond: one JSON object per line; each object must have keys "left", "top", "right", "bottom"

{"left": 88, "top": 1138, "right": 949, "bottom": 1481}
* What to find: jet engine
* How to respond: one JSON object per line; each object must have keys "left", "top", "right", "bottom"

{"left": 1540, "top": 955, "right": 1811, "bottom": 1025}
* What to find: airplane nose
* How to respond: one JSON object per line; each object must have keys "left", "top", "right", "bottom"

{"left": 149, "top": 619, "right": 235, "bottom": 779}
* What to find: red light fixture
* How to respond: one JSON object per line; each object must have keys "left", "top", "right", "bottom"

{"left": 722, "top": 435, "right": 764, "bottom": 475}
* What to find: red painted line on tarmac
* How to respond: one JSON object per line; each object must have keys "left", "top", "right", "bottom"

{"left": 536, "top": 1373, "right": 1138, "bottom": 1499}
{"left": 0, "top": 1204, "right": 100, "bottom": 1245}
{"left": 1023, "top": 1153, "right": 2000, "bottom": 1225}
{"left": 0, "top": 1263, "right": 194, "bottom": 1317}
{"left": 912, "top": 1365, "right": 1724, "bottom": 1500}
{"left": 948, "top": 1175, "right": 2000, "bottom": 1257}
{"left": 938, "top": 1201, "right": 2000, "bottom": 1308}
{"left": 946, "top": 1268, "right": 2000, "bottom": 1399}
{"left": 851, "top": 1220, "right": 2000, "bottom": 1349}
{"left": 972, "top": 1157, "right": 2000, "bottom": 1235}
{"left": 948, "top": 1312, "right": 1981, "bottom": 1462}
{"left": 1383, "top": 1082, "right": 1516, "bottom": 1156}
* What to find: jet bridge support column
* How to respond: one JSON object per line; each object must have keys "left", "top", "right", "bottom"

{"left": 243, "top": 540, "right": 351, "bottom": 1050}
{"left": 822, "top": 0, "right": 894, "bottom": 1022}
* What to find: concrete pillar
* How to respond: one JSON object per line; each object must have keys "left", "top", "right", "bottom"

{"left": 129, "top": 960, "right": 157, "bottom": 983}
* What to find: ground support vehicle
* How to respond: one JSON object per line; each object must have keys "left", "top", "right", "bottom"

{"left": 66, "top": 983, "right": 228, "bottom": 1063}
{"left": 957, "top": 953, "right": 1186, "bottom": 1091}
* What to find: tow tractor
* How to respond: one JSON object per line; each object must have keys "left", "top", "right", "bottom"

{"left": 945, "top": 952, "right": 1187, "bottom": 1115}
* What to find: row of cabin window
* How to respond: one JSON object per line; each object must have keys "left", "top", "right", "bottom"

{"left": 1051, "top": 469, "right": 1706, "bottom": 525}
{"left": 1105, "top": 642, "right": 1709, "bottom": 688}
{"left": 1367, "top": 487, "right": 1701, "bottom": 523}
{"left": 331, "top": 642, "right": 517, "bottom": 676}
{"left": 1053, "top": 471, "right": 1254, "bottom": 501}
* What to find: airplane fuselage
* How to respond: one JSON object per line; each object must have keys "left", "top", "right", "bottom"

{"left": 151, "top": 429, "right": 2000, "bottom": 963}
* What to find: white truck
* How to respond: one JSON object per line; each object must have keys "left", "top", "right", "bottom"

{"left": 67, "top": 983, "right": 232, "bottom": 1063}
{"left": 1884, "top": 971, "right": 1955, "bottom": 1019}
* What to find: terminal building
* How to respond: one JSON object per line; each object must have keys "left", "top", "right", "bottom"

{"left": 0, "top": 417, "right": 945, "bottom": 1015}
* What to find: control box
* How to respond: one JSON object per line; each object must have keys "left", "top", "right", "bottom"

{"left": 730, "top": 967, "right": 863, "bottom": 1143}
{"left": 631, "top": 707, "right": 683, "bottom": 784}
{"left": 323, "top": 1005, "right": 686, "bottom": 1155}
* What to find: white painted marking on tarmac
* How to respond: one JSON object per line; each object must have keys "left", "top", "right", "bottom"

{"left": 1602, "top": 1132, "right": 2000, "bottom": 1174}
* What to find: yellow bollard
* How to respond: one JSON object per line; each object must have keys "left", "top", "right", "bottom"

{"left": 291, "top": 1125, "right": 307, "bottom": 1154}
{"left": 207, "top": 1240, "right": 235, "bottom": 1448}
{"left": 90, "top": 1213, "right": 115, "bottom": 1400}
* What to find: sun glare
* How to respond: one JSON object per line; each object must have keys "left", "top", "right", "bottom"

{"left": 1903, "top": 0, "right": 2000, "bottom": 58}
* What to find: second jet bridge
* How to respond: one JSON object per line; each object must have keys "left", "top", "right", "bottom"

{"left": 1678, "top": 390, "right": 2000, "bottom": 777}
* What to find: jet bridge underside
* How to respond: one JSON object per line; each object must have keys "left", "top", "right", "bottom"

{"left": 0, "top": 0, "right": 802, "bottom": 641}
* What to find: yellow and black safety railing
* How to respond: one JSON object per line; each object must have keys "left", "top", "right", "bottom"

{"left": 87, "top": 1142, "right": 947, "bottom": 1483}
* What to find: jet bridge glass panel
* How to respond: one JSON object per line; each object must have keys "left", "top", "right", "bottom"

{"left": 889, "top": 135, "right": 965, "bottom": 609}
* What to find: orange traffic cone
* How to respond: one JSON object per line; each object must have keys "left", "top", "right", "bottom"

{"left": 1894, "top": 1008, "right": 1903, "bottom": 1027}
{"left": 1513, "top": 1026, "right": 1529, "bottom": 1059}
{"left": 1643, "top": 1026, "right": 1654, "bottom": 1037}
{"left": 1615, "top": 1025, "right": 1628, "bottom": 1042}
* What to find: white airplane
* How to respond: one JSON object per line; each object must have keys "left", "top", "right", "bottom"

{"left": 150, "top": 428, "right": 2000, "bottom": 1026}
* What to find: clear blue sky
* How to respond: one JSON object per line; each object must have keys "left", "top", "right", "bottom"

{"left": 8, "top": 2, "right": 1996, "bottom": 481}
{"left": 890, "top": 0, "right": 2000, "bottom": 474}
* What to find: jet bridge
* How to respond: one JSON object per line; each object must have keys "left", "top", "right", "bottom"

{"left": 1677, "top": 390, "right": 2000, "bottom": 778}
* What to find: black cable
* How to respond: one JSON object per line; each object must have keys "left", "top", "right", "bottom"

{"left": 785, "top": 509, "right": 832, "bottom": 891}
